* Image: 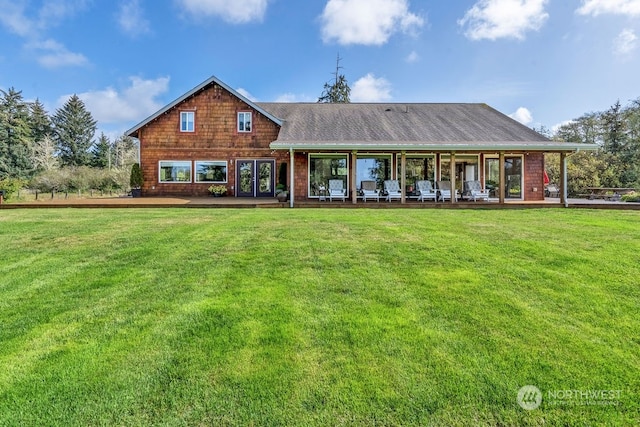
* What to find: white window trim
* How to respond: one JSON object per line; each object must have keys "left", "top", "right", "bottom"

{"left": 180, "top": 111, "right": 195, "bottom": 133}
{"left": 307, "top": 153, "right": 350, "bottom": 199}
{"left": 195, "top": 160, "right": 228, "bottom": 183}
{"left": 237, "top": 112, "right": 252, "bottom": 133}
{"left": 159, "top": 160, "right": 192, "bottom": 183}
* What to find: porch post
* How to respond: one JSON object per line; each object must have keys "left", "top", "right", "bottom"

{"left": 435, "top": 153, "right": 441, "bottom": 181}
{"left": 449, "top": 152, "right": 456, "bottom": 204}
{"left": 351, "top": 151, "right": 357, "bottom": 204}
{"left": 560, "top": 152, "right": 568, "bottom": 207}
{"left": 400, "top": 151, "right": 407, "bottom": 204}
{"left": 289, "top": 148, "right": 294, "bottom": 208}
{"left": 499, "top": 152, "right": 505, "bottom": 204}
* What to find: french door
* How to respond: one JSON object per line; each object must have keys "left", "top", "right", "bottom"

{"left": 236, "top": 160, "right": 275, "bottom": 197}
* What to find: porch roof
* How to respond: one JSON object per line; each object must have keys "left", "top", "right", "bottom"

{"left": 259, "top": 102, "right": 598, "bottom": 152}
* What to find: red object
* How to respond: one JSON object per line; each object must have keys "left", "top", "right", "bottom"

{"left": 543, "top": 170, "right": 550, "bottom": 185}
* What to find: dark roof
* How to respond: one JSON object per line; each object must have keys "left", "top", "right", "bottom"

{"left": 258, "top": 102, "right": 596, "bottom": 152}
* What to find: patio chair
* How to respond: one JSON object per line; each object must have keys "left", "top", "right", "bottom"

{"left": 436, "top": 181, "right": 459, "bottom": 202}
{"left": 416, "top": 180, "right": 437, "bottom": 202}
{"left": 328, "top": 179, "right": 346, "bottom": 202}
{"left": 545, "top": 184, "right": 560, "bottom": 198}
{"left": 384, "top": 180, "right": 403, "bottom": 202}
{"left": 360, "top": 180, "right": 380, "bottom": 202}
{"left": 463, "top": 180, "right": 489, "bottom": 202}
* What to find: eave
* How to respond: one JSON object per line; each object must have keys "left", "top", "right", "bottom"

{"left": 268, "top": 141, "right": 600, "bottom": 152}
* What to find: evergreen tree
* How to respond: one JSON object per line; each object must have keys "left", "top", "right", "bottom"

{"left": 92, "top": 132, "right": 112, "bottom": 168}
{"left": 0, "top": 88, "right": 34, "bottom": 178}
{"left": 601, "top": 100, "right": 627, "bottom": 155}
{"left": 29, "top": 99, "right": 52, "bottom": 144}
{"left": 52, "top": 94, "right": 97, "bottom": 167}
{"left": 318, "top": 54, "right": 351, "bottom": 103}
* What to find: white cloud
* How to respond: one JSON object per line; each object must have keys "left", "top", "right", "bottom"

{"left": 614, "top": 29, "right": 638, "bottom": 56}
{"left": 321, "top": 0, "right": 424, "bottom": 46}
{"left": 0, "top": 1, "right": 90, "bottom": 69}
{"left": 59, "top": 76, "right": 170, "bottom": 124}
{"left": 458, "top": 0, "right": 549, "bottom": 41}
{"left": 0, "top": 0, "right": 89, "bottom": 36}
{"left": 351, "top": 73, "right": 392, "bottom": 102}
{"left": 118, "top": 0, "right": 151, "bottom": 37}
{"left": 0, "top": 1, "right": 33, "bottom": 36}
{"left": 273, "top": 93, "right": 298, "bottom": 102}
{"left": 38, "top": 0, "right": 89, "bottom": 27}
{"left": 28, "top": 39, "right": 89, "bottom": 68}
{"left": 509, "top": 107, "right": 533, "bottom": 125}
{"left": 551, "top": 120, "right": 573, "bottom": 135}
{"left": 406, "top": 51, "right": 419, "bottom": 63}
{"left": 236, "top": 88, "right": 258, "bottom": 102}
{"left": 576, "top": 0, "right": 640, "bottom": 17}
{"left": 177, "top": 0, "right": 269, "bottom": 24}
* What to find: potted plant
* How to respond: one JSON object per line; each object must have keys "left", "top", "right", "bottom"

{"left": 208, "top": 184, "right": 228, "bottom": 197}
{"left": 129, "top": 163, "right": 143, "bottom": 197}
{"left": 275, "top": 183, "right": 288, "bottom": 202}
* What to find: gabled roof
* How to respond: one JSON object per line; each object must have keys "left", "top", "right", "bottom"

{"left": 258, "top": 102, "right": 597, "bottom": 152}
{"left": 126, "top": 75, "right": 283, "bottom": 137}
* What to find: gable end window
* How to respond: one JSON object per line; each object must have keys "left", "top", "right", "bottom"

{"left": 180, "top": 111, "right": 195, "bottom": 132}
{"left": 237, "top": 112, "right": 252, "bottom": 133}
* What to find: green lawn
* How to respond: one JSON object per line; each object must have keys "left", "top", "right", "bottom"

{"left": 0, "top": 208, "right": 638, "bottom": 426}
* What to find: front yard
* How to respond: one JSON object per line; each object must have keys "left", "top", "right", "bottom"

{"left": 0, "top": 209, "right": 638, "bottom": 426}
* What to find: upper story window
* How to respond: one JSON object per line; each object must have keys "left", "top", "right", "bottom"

{"left": 180, "top": 111, "right": 195, "bottom": 132}
{"left": 237, "top": 112, "right": 252, "bottom": 133}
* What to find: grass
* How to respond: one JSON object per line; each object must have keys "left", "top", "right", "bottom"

{"left": 0, "top": 208, "right": 638, "bottom": 426}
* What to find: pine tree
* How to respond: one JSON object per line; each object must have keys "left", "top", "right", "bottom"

{"left": 92, "top": 132, "right": 112, "bottom": 168}
{"left": 0, "top": 88, "right": 34, "bottom": 179}
{"left": 51, "top": 94, "right": 97, "bottom": 167}
{"left": 29, "top": 99, "right": 52, "bottom": 144}
{"left": 318, "top": 54, "right": 351, "bottom": 103}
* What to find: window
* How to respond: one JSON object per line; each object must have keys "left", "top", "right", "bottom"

{"left": 159, "top": 161, "right": 192, "bottom": 183}
{"left": 237, "top": 112, "right": 252, "bottom": 132}
{"left": 484, "top": 156, "right": 523, "bottom": 199}
{"left": 357, "top": 155, "right": 392, "bottom": 190}
{"left": 397, "top": 156, "right": 435, "bottom": 189}
{"left": 195, "top": 161, "right": 227, "bottom": 183}
{"left": 309, "top": 154, "right": 348, "bottom": 197}
{"left": 180, "top": 111, "right": 194, "bottom": 132}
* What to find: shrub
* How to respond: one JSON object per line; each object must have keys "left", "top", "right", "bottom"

{"left": 621, "top": 192, "right": 640, "bottom": 202}
{"left": 0, "top": 177, "right": 27, "bottom": 200}
{"left": 130, "top": 163, "right": 143, "bottom": 189}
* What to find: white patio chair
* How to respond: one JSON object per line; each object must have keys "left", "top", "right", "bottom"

{"left": 463, "top": 180, "right": 489, "bottom": 202}
{"left": 416, "top": 180, "right": 437, "bottom": 202}
{"left": 360, "top": 180, "right": 380, "bottom": 202}
{"left": 384, "top": 180, "right": 403, "bottom": 202}
{"left": 328, "top": 179, "right": 346, "bottom": 202}
{"left": 436, "top": 181, "right": 459, "bottom": 202}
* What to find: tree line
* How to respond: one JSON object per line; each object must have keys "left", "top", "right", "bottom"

{"left": 539, "top": 99, "right": 640, "bottom": 195}
{"left": 0, "top": 88, "right": 138, "bottom": 199}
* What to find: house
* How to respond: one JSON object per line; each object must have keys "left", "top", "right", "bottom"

{"left": 126, "top": 75, "right": 598, "bottom": 206}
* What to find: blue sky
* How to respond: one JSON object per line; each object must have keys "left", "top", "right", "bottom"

{"left": 1, "top": 0, "right": 640, "bottom": 140}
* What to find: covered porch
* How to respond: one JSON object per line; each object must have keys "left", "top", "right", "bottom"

{"left": 282, "top": 148, "right": 577, "bottom": 208}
